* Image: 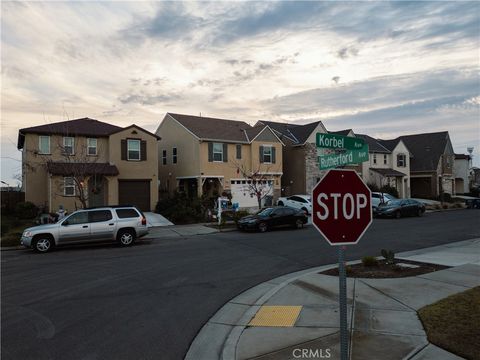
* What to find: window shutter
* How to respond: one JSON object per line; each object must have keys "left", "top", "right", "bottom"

{"left": 259, "top": 146, "right": 264, "bottom": 163}
{"left": 223, "top": 143, "right": 228, "bottom": 162}
{"left": 141, "top": 140, "right": 147, "bottom": 161}
{"left": 121, "top": 139, "right": 127, "bottom": 160}
{"left": 236, "top": 144, "right": 242, "bottom": 159}
{"left": 272, "top": 147, "right": 276, "bottom": 164}
{"left": 208, "top": 142, "right": 213, "bottom": 162}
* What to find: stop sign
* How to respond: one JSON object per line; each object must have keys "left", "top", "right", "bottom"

{"left": 312, "top": 169, "right": 372, "bottom": 245}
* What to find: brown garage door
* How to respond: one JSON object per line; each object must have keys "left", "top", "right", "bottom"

{"left": 118, "top": 180, "right": 151, "bottom": 211}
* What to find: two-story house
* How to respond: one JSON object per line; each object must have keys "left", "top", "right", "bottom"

{"left": 382, "top": 131, "right": 455, "bottom": 198}
{"left": 454, "top": 154, "right": 472, "bottom": 194}
{"left": 17, "top": 118, "right": 159, "bottom": 212}
{"left": 256, "top": 120, "right": 330, "bottom": 196}
{"left": 354, "top": 134, "right": 411, "bottom": 198}
{"left": 155, "top": 113, "right": 284, "bottom": 208}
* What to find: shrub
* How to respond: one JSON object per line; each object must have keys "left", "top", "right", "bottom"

{"left": 442, "top": 204, "right": 449, "bottom": 209}
{"left": 14, "top": 202, "right": 38, "bottom": 219}
{"left": 362, "top": 256, "right": 379, "bottom": 267}
{"left": 381, "top": 249, "right": 395, "bottom": 264}
{"left": 155, "top": 192, "right": 206, "bottom": 224}
{"left": 232, "top": 210, "right": 250, "bottom": 225}
{"left": 367, "top": 182, "right": 380, "bottom": 192}
{"left": 442, "top": 193, "right": 453, "bottom": 203}
{"left": 1, "top": 223, "right": 9, "bottom": 236}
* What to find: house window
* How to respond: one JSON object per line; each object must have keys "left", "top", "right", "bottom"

{"left": 172, "top": 147, "right": 177, "bottom": 164}
{"left": 213, "top": 142, "right": 223, "bottom": 162}
{"left": 63, "top": 137, "right": 74, "bottom": 155}
{"left": 162, "top": 150, "right": 167, "bottom": 165}
{"left": 127, "top": 139, "right": 140, "bottom": 160}
{"left": 263, "top": 146, "right": 272, "bottom": 163}
{"left": 397, "top": 154, "right": 406, "bottom": 167}
{"left": 236, "top": 144, "right": 242, "bottom": 159}
{"left": 87, "top": 138, "right": 97, "bottom": 156}
{"left": 384, "top": 155, "right": 387, "bottom": 165}
{"left": 39, "top": 136, "right": 50, "bottom": 154}
{"left": 373, "top": 154, "right": 377, "bottom": 165}
{"left": 64, "top": 177, "right": 75, "bottom": 196}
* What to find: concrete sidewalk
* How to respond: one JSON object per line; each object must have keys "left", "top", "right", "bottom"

{"left": 186, "top": 239, "right": 480, "bottom": 360}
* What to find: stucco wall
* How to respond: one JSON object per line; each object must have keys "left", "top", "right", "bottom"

{"left": 454, "top": 158, "right": 470, "bottom": 194}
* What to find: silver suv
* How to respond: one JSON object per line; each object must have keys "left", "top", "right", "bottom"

{"left": 21, "top": 206, "right": 148, "bottom": 253}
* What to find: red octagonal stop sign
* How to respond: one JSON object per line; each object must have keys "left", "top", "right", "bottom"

{"left": 312, "top": 169, "right": 372, "bottom": 245}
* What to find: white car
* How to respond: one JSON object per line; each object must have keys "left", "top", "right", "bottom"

{"left": 277, "top": 195, "right": 312, "bottom": 215}
{"left": 371, "top": 192, "right": 397, "bottom": 208}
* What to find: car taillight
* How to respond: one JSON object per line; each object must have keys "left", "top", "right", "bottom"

{"left": 141, "top": 217, "right": 147, "bottom": 225}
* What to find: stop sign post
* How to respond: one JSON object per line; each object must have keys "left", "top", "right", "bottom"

{"left": 312, "top": 169, "right": 372, "bottom": 360}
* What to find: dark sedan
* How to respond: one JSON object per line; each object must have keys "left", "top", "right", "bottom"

{"left": 374, "top": 199, "right": 426, "bottom": 218}
{"left": 237, "top": 207, "right": 308, "bottom": 232}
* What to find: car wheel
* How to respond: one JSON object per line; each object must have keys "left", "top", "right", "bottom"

{"left": 258, "top": 222, "right": 268, "bottom": 233}
{"left": 118, "top": 229, "right": 136, "bottom": 246}
{"left": 395, "top": 211, "right": 401, "bottom": 219}
{"left": 417, "top": 208, "right": 423, "bottom": 217}
{"left": 33, "top": 235, "right": 54, "bottom": 253}
{"left": 295, "top": 219, "right": 304, "bottom": 229}
{"left": 278, "top": 201, "right": 284, "bottom": 206}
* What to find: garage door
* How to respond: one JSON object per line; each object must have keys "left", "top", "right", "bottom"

{"left": 118, "top": 180, "right": 151, "bottom": 211}
{"left": 230, "top": 179, "right": 273, "bottom": 208}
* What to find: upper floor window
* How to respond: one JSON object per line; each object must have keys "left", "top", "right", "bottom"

{"left": 263, "top": 146, "right": 272, "bottom": 163}
{"left": 64, "top": 177, "right": 75, "bottom": 196}
{"left": 172, "top": 147, "right": 177, "bottom": 164}
{"left": 213, "top": 143, "right": 223, "bottom": 162}
{"left": 63, "top": 137, "right": 75, "bottom": 155}
{"left": 373, "top": 154, "right": 377, "bottom": 164}
{"left": 383, "top": 154, "right": 387, "bottom": 165}
{"left": 127, "top": 139, "right": 140, "bottom": 160}
{"left": 162, "top": 149, "right": 167, "bottom": 165}
{"left": 87, "top": 138, "right": 97, "bottom": 156}
{"left": 397, "top": 154, "right": 406, "bottom": 167}
{"left": 236, "top": 144, "right": 242, "bottom": 159}
{"left": 39, "top": 136, "right": 50, "bottom": 154}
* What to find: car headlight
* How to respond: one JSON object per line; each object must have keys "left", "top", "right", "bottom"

{"left": 23, "top": 231, "right": 33, "bottom": 237}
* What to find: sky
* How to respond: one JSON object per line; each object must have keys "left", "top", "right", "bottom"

{"left": 1, "top": 1, "right": 479, "bottom": 185}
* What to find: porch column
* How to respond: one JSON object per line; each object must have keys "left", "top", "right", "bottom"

{"left": 197, "top": 176, "right": 203, "bottom": 197}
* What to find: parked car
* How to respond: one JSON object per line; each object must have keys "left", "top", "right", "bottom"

{"left": 20, "top": 206, "right": 148, "bottom": 253}
{"left": 277, "top": 195, "right": 312, "bottom": 215}
{"left": 465, "top": 198, "right": 480, "bottom": 209}
{"left": 371, "top": 192, "right": 397, "bottom": 209}
{"left": 374, "top": 199, "right": 425, "bottom": 218}
{"left": 237, "top": 207, "right": 308, "bottom": 232}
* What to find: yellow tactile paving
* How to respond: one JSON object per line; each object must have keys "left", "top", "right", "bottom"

{"left": 248, "top": 305, "right": 302, "bottom": 327}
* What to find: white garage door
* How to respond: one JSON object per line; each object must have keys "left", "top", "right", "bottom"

{"left": 230, "top": 179, "right": 273, "bottom": 208}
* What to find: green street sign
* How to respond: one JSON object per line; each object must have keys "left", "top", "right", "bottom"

{"left": 318, "top": 145, "right": 369, "bottom": 170}
{"left": 316, "top": 133, "right": 365, "bottom": 150}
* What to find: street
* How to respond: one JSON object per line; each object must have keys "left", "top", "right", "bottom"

{"left": 1, "top": 210, "right": 479, "bottom": 360}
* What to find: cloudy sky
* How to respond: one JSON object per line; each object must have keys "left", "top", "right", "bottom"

{"left": 1, "top": 1, "right": 479, "bottom": 185}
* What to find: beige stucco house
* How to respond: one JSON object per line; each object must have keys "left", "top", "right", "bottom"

{"left": 155, "top": 113, "right": 284, "bottom": 208}
{"left": 454, "top": 154, "right": 472, "bottom": 194}
{"left": 18, "top": 118, "right": 159, "bottom": 212}
{"left": 354, "top": 134, "right": 411, "bottom": 198}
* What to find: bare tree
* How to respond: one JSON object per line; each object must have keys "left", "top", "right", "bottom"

{"left": 232, "top": 159, "right": 274, "bottom": 209}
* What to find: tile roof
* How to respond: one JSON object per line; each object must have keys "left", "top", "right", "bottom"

{"left": 46, "top": 162, "right": 119, "bottom": 176}
{"left": 388, "top": 131, "right": 450, "bottom": 172}
{"left": 18, "top": 118, "right": 124, "bottom": 149}
{"left": 168, "top": 113, "right": 252, "bottom": 142}
{"left": 356, "top": 134, "right": 391, "bottom": 153}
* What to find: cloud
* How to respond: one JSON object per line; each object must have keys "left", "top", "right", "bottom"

{"left": 118, "top": 92, "right": 180, "bottom": 106}
{"left": 337, "top": 46, "right": 359, "bottom": 59}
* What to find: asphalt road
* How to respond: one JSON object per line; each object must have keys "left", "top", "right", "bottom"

{"left": 2, "top": 210, "right": 479, "bottom": 360}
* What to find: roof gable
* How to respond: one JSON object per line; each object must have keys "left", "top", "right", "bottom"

{"left": 356, "top": 134, "right": 391, "bottom": 153}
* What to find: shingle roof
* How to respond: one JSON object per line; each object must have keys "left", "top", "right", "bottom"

{"left": 389, "top": 132, "right": 450, "bottom": 172}
{"left": 356, "top": 134, "right": 391, "bottom": 153}
{"left": 257, "top": 120, "right": 325, "bottom": 145}
{"left": 46, "top": 162, "right": 119, "bottom": 176}
{"left": 455, "top": 153, "right": 471, "bottom": 160}
{"left": 378, "top": 139, "right": 400, "bottom": 152}
{"left": 18, "top": 118, "right": 124, "bottom": 149}
{"left": 244, "top": 125, "right": 267, "bottom": 142}
{"left": 329, "top": 129, "right": 353, "bottom": 136}
{"left": 370, "top": 168, "right": 407, "bottom": 177}
{"left": 168, "top": 113, "right": 252, "bottom": 142}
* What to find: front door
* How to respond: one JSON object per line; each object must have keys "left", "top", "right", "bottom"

{"left": 89, "top": 175, "right": 106, "bottom": 207}
{"left": 58, "top": 211, "right": 91, "bottom": 244}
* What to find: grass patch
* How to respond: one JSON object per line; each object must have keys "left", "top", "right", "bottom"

{"left": 1, "top": 215, "right": 36, "bottom": 247}
{"left": 418, "top": 286, "right": 480, "bottom": 360}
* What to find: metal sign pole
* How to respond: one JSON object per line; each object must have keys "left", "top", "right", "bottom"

{"left": 338, "top": 246, "right": 348, "bottom": 360}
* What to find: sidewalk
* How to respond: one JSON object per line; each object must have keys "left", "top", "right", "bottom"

{"left": 186, "top": 239, "right": 480, "bottom": 360}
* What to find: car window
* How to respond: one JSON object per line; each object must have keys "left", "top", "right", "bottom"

{"left": 89, "top": 210, "right": 113, "bottom": 223}
{"left": 372, "top": 194, "right": 380, "bottom": 199}
{"left": 291, "top": 196, "right": 301, "bottom": 202}
{"left": 284, "top": 208, "right": 296, "bottom": 215}
{"left": 257, "top": 208, "right": 274, "bottom": 216}
{"left": 115, "top": 209, "right": 140, "bottom": 218}
{"left": 65, "top": 211, "right": 89, "bottom": 225}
